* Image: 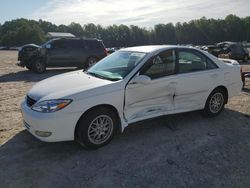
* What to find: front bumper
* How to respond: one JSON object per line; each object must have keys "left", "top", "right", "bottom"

{"left": 21, "top": 100, "right": 80, "bottom": 142}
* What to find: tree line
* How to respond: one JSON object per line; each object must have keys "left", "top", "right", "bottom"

{"left": 0, "top": 14, "right": 249, "bottom": 47}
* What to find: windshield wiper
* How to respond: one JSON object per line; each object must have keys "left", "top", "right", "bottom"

{"left": 86, "top": 71, "right": 103, "bottom": 79}
{"left": 86, "top": 71, "right": 120, "bottom": 81}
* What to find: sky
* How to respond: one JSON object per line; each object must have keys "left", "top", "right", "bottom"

{"left": 0, "top": 0, "right": 250, "bottom": 27}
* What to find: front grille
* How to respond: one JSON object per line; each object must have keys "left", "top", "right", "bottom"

{"left": 26, "top": 95, "right": 37, "bottom": 107}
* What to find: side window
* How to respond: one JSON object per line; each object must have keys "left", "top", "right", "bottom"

{"left": 86, "top": 40, "right": 103, "bottom": 50}
{"left": 53, "top": 40, "right": 66, "bottom": 49}
{"left": 235, "top": 45, "right": 243, "bottom": 53}
{"left": 71, "top": 40, "right": 86, "bottom": 49}
{"left": 141, "top": 50, "right": 176, "bottom": 79}
{"left": 178, "top": 50, "right": 217, "bottom": 73}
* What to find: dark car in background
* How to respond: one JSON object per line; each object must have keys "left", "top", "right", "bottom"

{"left": 202, "top": 42, "right": 249, "bottom": 62}
{"left": 225, "top": 43, "right": 249, "bottom": 61}
{"left": 17, "top": 38, "right": 107, "bottom": 73}
{"left": 217, "top": 42, "right": 249, "bottom": 61}
{"left": 203, "top": 45, "right": 223, "bottom": 57}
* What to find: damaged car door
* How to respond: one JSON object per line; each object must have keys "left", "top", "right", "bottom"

{"left": 124, "top": 50, "right": 177, "bottom": 123}
{"left": 174, "top": 49, "right": 219, "bottom": 111}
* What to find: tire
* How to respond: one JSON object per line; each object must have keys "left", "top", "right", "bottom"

{"left": 203, "top": 88, "right": 226, "bottom": 117}
{"left": 86, "top": 57, "right": 97, "bottom": 69}
{"left": 32, "top": 59, "right": 46, "bottom": 73}
{"left": 75, "top": 107, "right": 119, "bottom": 149}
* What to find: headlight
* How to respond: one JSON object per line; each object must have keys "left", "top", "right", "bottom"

{"left": 31, "top": 99, "right": 72, "bottom": 113}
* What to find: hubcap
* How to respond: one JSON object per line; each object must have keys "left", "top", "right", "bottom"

{"left": 209, "top": 92, "right": 224, "bottom": 113}
{"left": 87, "top": 115, "right": 113, "bottom": 145}
{"left": 36, "top": 61, "right": 44, "bottom": 72}
{"left": 88, "top": 58, "right": 97, "bottom": 67}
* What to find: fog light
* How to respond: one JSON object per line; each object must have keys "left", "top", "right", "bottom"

{"left": 35, "top": 131, "right": 52, "bottom": 137}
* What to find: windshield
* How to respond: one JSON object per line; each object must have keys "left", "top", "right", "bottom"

{"left": 41, "top": 39, "right": 53, "bottom": 48}
{"left": 86, "top": 51, "right": 146, "bottom": 81}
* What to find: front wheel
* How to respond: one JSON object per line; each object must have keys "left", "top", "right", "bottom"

{"left": 203, "top": 88, "right": 226, "bottom": 117}
{"left": 76, "top": 108, "right": 118, "bottom": 149}
{"left": 32, "top": 59, "right": 46, "bottom": 73}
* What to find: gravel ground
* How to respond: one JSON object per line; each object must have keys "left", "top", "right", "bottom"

{"left": 0, "top": 50, "right": 250, "bottom": 188}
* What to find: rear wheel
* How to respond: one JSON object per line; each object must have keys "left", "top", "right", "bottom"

{"left": 203, "top": 88, "right": 226, "bottom": 117}
{"left": 86, "top": 57, "right": 97, "bottom": 69}
{"left": 32, "top": 59, "right": 46, "bottom": 73}
{"left": 76, "top": 107, "right": 119, "bottom": 149}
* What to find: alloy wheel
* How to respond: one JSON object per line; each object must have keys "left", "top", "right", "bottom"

{"left": 209, "top": 92, "right": 224, "bottom": 113}
{"left": 87, "top": 115, "right": 114, "bottom": 145}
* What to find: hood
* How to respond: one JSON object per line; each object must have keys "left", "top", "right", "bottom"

{"left": 21, "top": 44, "right": 40, "bottom": 49}
{"left": 28, "top": 70, "right": 113, "bottom": 101}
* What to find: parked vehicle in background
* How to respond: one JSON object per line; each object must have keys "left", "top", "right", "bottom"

{"left": 203, "top": 45, "right": 223, "bottom": 57}
{"left": 21, "top": 45, "right": 242, "bottom": 149}
{"left": 106, "top": 47, "right": 122, "bottom": 54}
{"left": 217, "top": 42, "right": 249, "bottom": 61}
{"left": 226, "top": 44, "right": 249, "bottom": 61}
{"left": 17, "top": 38, "right": 107, "bottom": 73}
{"left": 106, "top": 48, "right": 116, "bottom": 54}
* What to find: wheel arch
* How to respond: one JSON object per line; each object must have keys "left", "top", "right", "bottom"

{"left": 74, "top": 104, "right": 122, "bottom": 139}
{"left": 211, "top": 85, "right": 228, "bottom": 104}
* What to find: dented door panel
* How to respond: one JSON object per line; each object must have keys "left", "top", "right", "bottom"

{"left": 174, "top": 69, "right": 222, "bottom": 110}
{"left": 124, "top": 76, "right": 176, "bottom": 122}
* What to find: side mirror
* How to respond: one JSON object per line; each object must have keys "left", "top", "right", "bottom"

{"left": 45, "top": 44, "right": 51, "bottom": 49}
{"left": 131, "top": 75, "right": 151, "bottom": 85}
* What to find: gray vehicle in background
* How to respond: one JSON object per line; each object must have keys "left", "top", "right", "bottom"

{"left": 217, "top": 42, "right": 249, "bottom": 61}
{"left": 17, "top": 38, "right": 107, "bottom": 73}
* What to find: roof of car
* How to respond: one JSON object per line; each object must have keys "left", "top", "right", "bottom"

{"left": 47, "top": 32, "right": 76, "bottom": 38}
{"left": 120, "top": 45, "right": 194, "bottom": 53}
{"left": 51, "top": 38, "right": 102, "bottom": 42}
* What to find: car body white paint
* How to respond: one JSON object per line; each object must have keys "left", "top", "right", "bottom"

{"left": 21, "top": 45, "right": 242, "bottom": 142}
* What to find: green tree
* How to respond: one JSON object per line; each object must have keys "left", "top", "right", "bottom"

{"left": 0, "top": 19, "right": 45, "bottom": 46}
{"left": 68, "top": 22, "right": 84, "bottom": 37}
{"left": 0, "top": 15, "right": 249, "bottom": 47}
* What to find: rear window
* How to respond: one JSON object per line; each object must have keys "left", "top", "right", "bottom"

{"left": 86, "top": 40, "right": 104, "bottom": 50}
{"left": 70, "top": 39, "right": 86, "bottom": 49}
{"left": 53, "top": 40, "right": 67, "bottom": 49}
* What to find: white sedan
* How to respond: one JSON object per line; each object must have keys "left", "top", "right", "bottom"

{"left": 21, "top": 45, "right": 242, "bottom": 149}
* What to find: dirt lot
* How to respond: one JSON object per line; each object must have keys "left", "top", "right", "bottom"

{"left": 0, "top": 50, "right": 250, "bottom": 187}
